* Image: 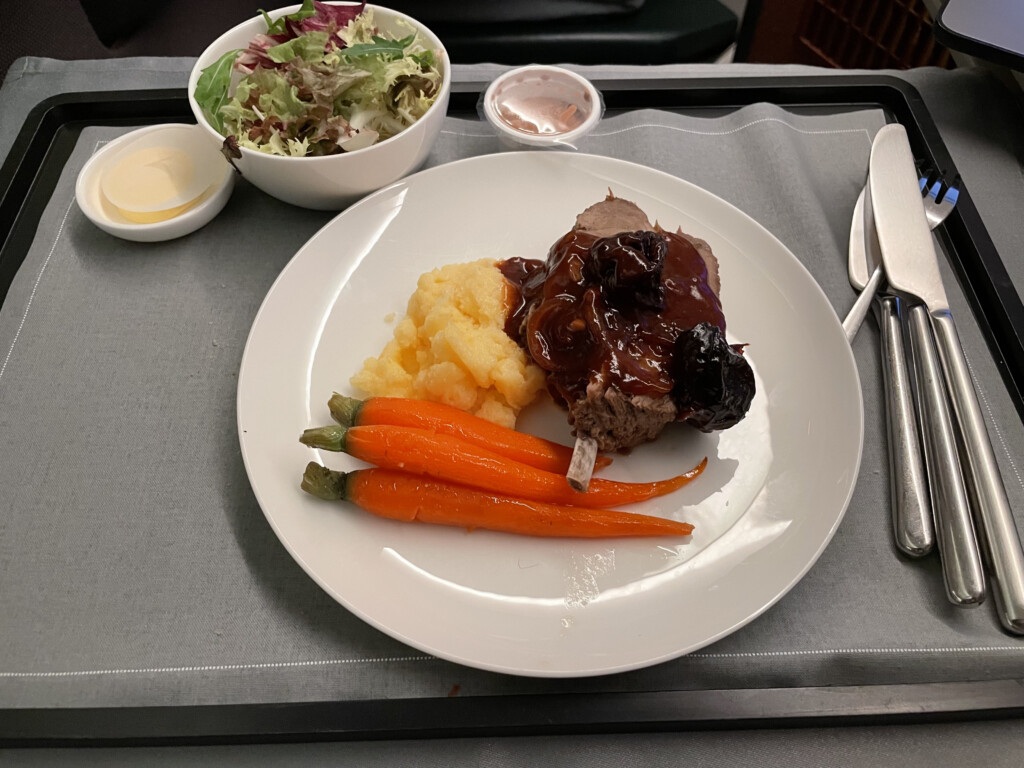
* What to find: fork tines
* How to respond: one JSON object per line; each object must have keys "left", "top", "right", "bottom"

{"left": 918, "top": 167, "right": 960, "bottom": 205}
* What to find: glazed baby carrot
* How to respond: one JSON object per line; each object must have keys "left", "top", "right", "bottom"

{"left": 328, "top": 393, "right": 612, "bottom": 475}
{"left": 299, "top": 423, "right": 705, "bottom": 507}
{"left": 301, "top": 463, "right": 695, "bottom": 539}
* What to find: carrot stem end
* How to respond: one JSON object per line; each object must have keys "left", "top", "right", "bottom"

{"left": 300, "top": 425, "right": 348, "bottom": 451}
{"left": 301, "top": 462, "right": 350, "bottom": 500}
{"left": 328, "top": 393, "right": 363, "bottom": 427}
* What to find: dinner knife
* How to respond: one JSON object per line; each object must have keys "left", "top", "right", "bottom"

{"left": 855, "top": 188, "right": 934, "bottom": 557}
{"left": 871, "top": 124, "right": 1024, "bottom": 630}
{"left": 868, "top": 125, "right": 986, "bottom": 608}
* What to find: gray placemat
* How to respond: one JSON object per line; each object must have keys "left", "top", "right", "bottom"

{"left": 2, "top": 103, "right": 1024, "bottom": 708}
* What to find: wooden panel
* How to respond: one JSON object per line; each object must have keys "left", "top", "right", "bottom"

{"left": 747, "top": 0, "right": 954, "bottom": 68}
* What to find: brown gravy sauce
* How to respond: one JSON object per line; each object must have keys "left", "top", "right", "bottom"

{"left": 500, "top": 229, "right": 725, "bottom": 403}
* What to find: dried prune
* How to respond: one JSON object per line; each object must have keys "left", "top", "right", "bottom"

{"left": 671, "top": 322, "right": 755, "bottom": 432}
{"left": 584, "top": 230, "right": 667, "bottom": 311}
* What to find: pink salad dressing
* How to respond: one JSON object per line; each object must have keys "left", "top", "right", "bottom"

{"left": 492, "top": 73, "right": 593, "bottom": 136}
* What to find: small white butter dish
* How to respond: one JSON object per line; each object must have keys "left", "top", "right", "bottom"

{"left": 75, "top": 123, "right": 235, "bottom": 243}
{"left": 482, "top": 65, "right": 603, "bottom": 149}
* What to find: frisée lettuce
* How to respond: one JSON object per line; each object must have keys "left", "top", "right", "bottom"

{"left": 194, "top": 1, "right": 442, "bottom": 157}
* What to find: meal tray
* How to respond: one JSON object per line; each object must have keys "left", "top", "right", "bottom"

{"left": 1, "top": 75, "right": 1023, "bottom": 745}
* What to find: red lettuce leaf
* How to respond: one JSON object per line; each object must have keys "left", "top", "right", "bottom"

{"left": 236, "top": 1, "right": 367, "bottom": 74}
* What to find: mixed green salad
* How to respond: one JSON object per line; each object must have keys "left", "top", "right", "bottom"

{"left": 194, "top": 1, "right": 442, "bottom": 157}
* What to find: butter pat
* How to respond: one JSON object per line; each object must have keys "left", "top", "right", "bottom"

{"left": 100, "top": 125, "right": 227, "bottom": 223}
{"left": 75, "top": 123, "right": 235, "bottom": 243}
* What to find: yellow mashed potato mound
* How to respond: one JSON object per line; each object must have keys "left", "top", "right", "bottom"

{"left": 350, "top": 259, "right": 546, "bottom": 428}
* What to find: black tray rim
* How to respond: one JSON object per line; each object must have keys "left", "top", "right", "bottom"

{"left": 4, "top": 679, "right": 1024, "bottom": 746}
{"left": 1, "top": 73, "right": 1023, "bottom": 746}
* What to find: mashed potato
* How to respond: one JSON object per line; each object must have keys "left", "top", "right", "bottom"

{"left": 350, "top": 259, "right": 546, "bottom": 428}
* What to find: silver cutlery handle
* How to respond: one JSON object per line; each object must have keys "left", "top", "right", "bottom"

{"left": 931, "top": 310, "right": 1024, "bottom": 633}
{"left": 843, "top": 264, "right": 882, "bottom": 343}
{"left": 878, "top": 296, "right": 934, "bottom": 557}
{"left": 906, "top": 304, "right": 986, "bottom": 605}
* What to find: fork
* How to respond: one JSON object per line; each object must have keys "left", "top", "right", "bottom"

{"left": 918, "top": 178, "right": 1024, "bottom": 634}
{"left": 920, "top": 173, "right": 959, "bottom": 226}
{"left": 843, "top": 174, "right": 958, "bottom": 558}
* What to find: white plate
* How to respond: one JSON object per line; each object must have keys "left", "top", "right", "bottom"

{"left": 237, "top": 152, "right": 864, "bottom": 677}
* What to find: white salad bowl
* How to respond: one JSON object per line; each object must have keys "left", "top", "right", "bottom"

{"left": 187, "top": 2, "right": 451, "bottom": 210}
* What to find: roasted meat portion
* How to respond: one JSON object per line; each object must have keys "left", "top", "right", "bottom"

{"left": 501, "top": 194, "right": 754, "bottom": 452}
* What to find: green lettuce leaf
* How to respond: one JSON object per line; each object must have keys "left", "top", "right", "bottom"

{"left": 341, "top": 34, "right": 415, "bottom": 62}
{"left": 267, "top": 29, "right": 330, "bottom": 63}
{"left": 411, "top": 49, "right": 435, "bottom": 69}
{"left": 261, "top": 0, "right": 315, "bottom": 35}
{"left": 255, "top": 76, "right": 308, "bottom": 122}
{"left": 194, "top": 48, "right": 241, "bottom": 133}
